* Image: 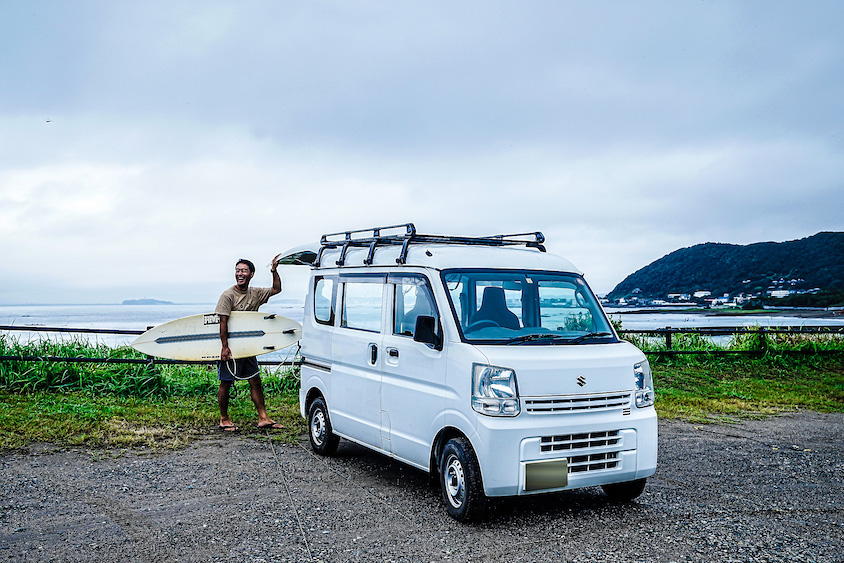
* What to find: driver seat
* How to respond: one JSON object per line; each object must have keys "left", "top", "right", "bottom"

{"left": 474, "top": 286, "right": 520, "bottom": 330}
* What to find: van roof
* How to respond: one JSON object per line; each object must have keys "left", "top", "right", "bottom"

{"left": 276, "top": 224, "right": 581, "bottom": 273}
{"left": 317, "top": 243, "right": 581, "bottom": 273}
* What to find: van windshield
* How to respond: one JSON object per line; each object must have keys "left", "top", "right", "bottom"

{"left": 441, "top": 270, "right": 617, "bottom": 345}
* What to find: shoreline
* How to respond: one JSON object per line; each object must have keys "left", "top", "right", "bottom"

{"left": 610, "top": 307, "right": 843, "bottom": 319}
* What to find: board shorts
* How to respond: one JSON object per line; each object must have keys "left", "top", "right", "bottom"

{"left": 217, "top": 356, "right": 260, "bottom": 381}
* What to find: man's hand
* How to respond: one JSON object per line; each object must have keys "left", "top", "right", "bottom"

{"left": 270, "top": 252, "right": 282, "bottom": 272}
{"left": 270, "top": 253, "right": 282, "bottom": 295}
{"left": 219, "top": 314, "right": 231, "bottom": 360}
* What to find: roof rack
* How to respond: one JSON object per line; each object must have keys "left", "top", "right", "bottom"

{"left": 317, "top": 223, "right": 546, "bottom": 267}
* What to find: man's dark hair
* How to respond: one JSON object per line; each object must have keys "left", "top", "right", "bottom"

{"left": 236, "top": 259, "right": 256, "bottom": 274}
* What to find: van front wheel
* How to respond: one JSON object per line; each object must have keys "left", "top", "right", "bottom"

{"left": 308, "top": 397, "right": 339, "bottom": 456}
{"left": 440, "top": 437, "right": 487, "bottom": 522}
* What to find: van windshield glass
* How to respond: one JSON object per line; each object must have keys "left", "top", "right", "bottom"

{"left": 442, "top": 270, "right": 617, "bottom": 345}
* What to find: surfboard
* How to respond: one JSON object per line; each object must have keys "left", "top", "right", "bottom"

{"left": 131, "top": 311, "right": 302, "bottom": 361}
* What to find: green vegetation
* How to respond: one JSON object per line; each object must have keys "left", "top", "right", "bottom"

{"left": 1, "top": 329, "right": 843, "bottom": 451}
{"left": 0, "top": 334, "right": 304, "bottom": 450}
{"left": 619, "top": 324, "right": 844, "bottom": 355}
{"left": 773, "top": 289, "right": 844, "bottom": 308}
{"left": 608, "top": 231, "right": 844, "bottom": 300}
{"left": 612, "top": 319, "right": 844, "bottom": 422}
{"left": 651, "top": 357, "right": 844, "bottom": 423}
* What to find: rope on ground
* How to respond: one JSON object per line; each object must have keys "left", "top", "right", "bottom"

{"left": 266, "top": 436, "right": 315, "bottom": 562}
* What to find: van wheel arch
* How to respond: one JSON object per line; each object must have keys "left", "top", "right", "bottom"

{"left": 304, "top": 387, "right": 324, "bottom": 417}
{"left": 430, "top": 427, "right": 471, "bottom": 477}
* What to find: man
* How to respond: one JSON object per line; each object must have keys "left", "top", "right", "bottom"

{"left": 215, "top": 256, "right": 283, "bottom": 432}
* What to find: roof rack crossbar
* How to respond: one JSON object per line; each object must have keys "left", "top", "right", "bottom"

{"left": 316, "top": 223, "right": 546, "bottom": 267}
{"left": 321, "top": 223, "right": 415, "bottom": 246}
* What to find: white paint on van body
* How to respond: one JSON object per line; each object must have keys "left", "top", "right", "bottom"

{"left": 298, "top": 242, "right": 657, "bottom": 497}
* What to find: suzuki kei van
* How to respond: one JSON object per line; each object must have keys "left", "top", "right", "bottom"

{"left": 284, "top": 224, "right": 657, "bottom": 522}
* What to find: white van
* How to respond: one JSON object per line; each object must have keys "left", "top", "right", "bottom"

{"left": 282, "top": 224, "right": 657, "bottom": 522}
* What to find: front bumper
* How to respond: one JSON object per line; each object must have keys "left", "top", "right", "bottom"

{"left": 471, "top": 407, "right": 658, "bottom": 497}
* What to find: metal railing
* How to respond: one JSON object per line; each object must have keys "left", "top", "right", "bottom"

{"left": 2, "top": 324, "right": 843, "bottom": 363}
{"left": 617, "top": 325, "right": 844, "bottom": 356}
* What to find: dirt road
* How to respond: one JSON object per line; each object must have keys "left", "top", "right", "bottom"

{"left": 2, "top": 412, "right": 843, "bottom": 562}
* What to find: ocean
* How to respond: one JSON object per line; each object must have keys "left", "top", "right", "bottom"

{"left": 0, "top": 300, "right": 306, "bottom": 362}
{"left": 1, "top": 302, "right": 842, "bottom": 350}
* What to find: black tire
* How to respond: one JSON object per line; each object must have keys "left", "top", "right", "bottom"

{"left": 601, "top": 478, "right": 647, "bottom": 502}
{"left": 439, "top": 437, "right": 487, "bottom": 522}
{"left": 308, "top": 396, "right": 339, "bottom": 456}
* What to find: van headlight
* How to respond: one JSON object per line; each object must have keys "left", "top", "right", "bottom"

{"left": 472, "top": 364, "right": 520, "bottom": 417}
{"left": 634, "top": 360, "right": 655, "bottom": 408}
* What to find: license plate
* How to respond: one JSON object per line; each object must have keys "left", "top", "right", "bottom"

{"left": 524, "top": 459, "right": 568, "bottom": 491}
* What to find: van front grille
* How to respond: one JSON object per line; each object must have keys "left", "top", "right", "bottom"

{"left": 540, "top": 430, "right": 621, "bottom": 453}
{"left": 539, "top": 430, "right": 623, "bottom": 473}
{"left": 568, "top": 452, "right": 620, "bottom": 473}
{"left": 524, "top": 392, "right": 631, "bottom": 414}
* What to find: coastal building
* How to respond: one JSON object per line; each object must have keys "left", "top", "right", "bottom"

{"left": 770, "top": 289, "right": 793, "bottom": 299}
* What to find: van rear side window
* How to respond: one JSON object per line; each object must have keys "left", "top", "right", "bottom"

{"left": 313, "top": 277, "right": 335, "bottom": 325}
{"left": 341, "top": 281, "right": 383, "bottom": 333}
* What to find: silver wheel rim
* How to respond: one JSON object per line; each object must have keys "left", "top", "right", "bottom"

{"left": 311, "top": 409, "right": 326, "bottom": 446}
{"left": 444, "top": 454, "right": 465, "bottom": 509}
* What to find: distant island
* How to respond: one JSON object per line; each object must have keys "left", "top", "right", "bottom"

{"left": 122, "top": 299, "right": 174, "bottom": 305}
{"left": 607, "top": 231, "right": 844, "bottom": 308}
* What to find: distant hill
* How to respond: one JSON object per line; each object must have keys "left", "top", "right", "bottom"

{"left": 607, "top": 232, "right": 844, "bottom": 301}
{"left": 122, "top": 299, "right": 173, "bottom": 305}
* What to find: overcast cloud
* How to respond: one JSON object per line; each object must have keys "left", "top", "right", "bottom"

{"left": 1, "top": 1, "right": 842, "bottom": 304}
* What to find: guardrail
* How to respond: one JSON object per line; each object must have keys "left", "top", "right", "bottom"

{"left": 0, "top": 325, "right": 301, "bottom": 366}
{"left": 2, "top": 324, "right": 843, "bottom": 361}
{"left": 617, "top": 325, "right": 844, "bottom": 355}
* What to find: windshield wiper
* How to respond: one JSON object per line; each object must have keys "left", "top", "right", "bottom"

{"left": 503, "top": 331, "right": 615, "bottom": 345}
{"left": 560, "top": 332, "right": 614, "bottom": 345}
{"left": 504, "top": 334, "right": 569, "bottom": 345}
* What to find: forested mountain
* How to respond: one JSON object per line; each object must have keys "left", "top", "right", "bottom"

{"left": 607, "top": 232, "right": 844, "bottom": 300}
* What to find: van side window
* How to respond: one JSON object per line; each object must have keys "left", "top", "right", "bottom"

{"left": 341, "top": 281, "right": 383, "bottom": 333}
{"left": 393, "top": 277, "right": 437, "bottom": 338}
{"left": 314, "top": 277, "right": 335, "bottom": 325}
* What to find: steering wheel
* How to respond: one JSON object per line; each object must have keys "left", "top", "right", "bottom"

{"left": 465, "top": 319, "right": 500, "bottom": 332}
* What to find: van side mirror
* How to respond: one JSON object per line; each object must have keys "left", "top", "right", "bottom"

{"left": 413, "top": 315, "right": 442, "bottom": 350}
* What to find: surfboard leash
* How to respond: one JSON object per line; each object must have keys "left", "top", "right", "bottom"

{"left": 225, "top": 359, "right": 261, "bottom": 400}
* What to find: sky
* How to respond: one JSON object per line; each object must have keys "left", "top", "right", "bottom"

{"left": 1, "top": 1, "right": 843, "bottom": 305}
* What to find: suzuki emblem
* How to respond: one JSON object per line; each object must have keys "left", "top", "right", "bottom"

{"left": 577, "top": 375, "right": 586, "bottom": 387}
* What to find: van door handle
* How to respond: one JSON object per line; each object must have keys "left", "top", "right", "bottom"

{"left": 387, "top": 347, "right": 399, "bottom": 358}
{"left": 370, "top": 343, "right": 378, "bottom": 364}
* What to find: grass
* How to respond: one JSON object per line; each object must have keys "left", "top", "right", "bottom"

{"left": 0, "top": 333, "right": 305, "bottom": 450}
{"left": 614, "top": 319, "right": 844, "bottom": 422}
{"left": 1, "top": 331, "right": 843, "bottom": 451}
{"left": 650, "top": 355, "right": 844, "bottom": 423}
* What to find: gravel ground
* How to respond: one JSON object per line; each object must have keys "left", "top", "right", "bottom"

{"left": 1, "top": 412, "right": 843, "bottom": 562}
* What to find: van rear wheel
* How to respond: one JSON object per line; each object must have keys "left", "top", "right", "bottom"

{"left": 601, "top": 478, "right": 647, "bottom": 502}
{"left": 308, "top": 397, "right": 339, "bottom": 456}
{"left": 440, "top": 437, "right": 487, "bottom": 522}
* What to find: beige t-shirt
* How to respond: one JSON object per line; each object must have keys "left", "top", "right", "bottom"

{"left": 215, "top": 286, "right": 274, "bottom": 315}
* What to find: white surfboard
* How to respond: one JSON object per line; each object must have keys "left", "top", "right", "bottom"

{"left": 131, "top": 311, "right": 302, "bottom": 361}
